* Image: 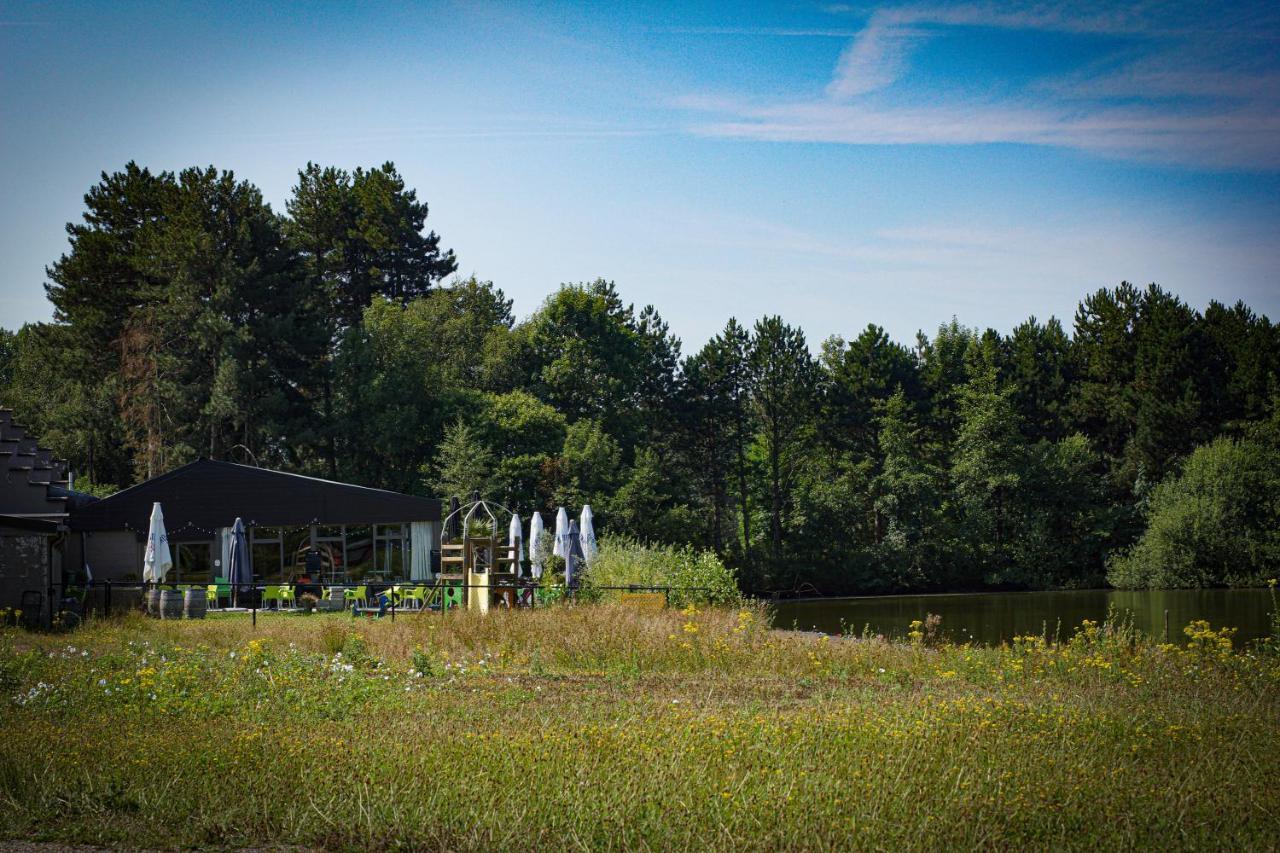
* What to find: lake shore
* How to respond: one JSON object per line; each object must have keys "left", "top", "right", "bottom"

{"left": 2, "top": 605, "right": 1278, "bottom": 850}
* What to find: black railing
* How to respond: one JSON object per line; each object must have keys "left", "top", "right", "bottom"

{"left": 56, "top": 579, "right": 708, "bottom": 627}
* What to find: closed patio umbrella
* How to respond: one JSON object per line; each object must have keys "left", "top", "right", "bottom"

{"left": 142, "top": 502, "right": 172, "bottom": 584}
{"left": 507, "top": 513, "right": 523, "bottom": 576}
{"left": 528, "top": 513, "right": 545, "bottom": 579}
{"left": 226, "top": 517, "right": 251, "bottom": 608}
{"left": 579, "top": 505, "right": 598, "bottom": 566}
{"left": 566, "top": 519, "right": 584, "bottom": 589}
{"left": 553, "top": 507, "right": 570, "bottom": 559}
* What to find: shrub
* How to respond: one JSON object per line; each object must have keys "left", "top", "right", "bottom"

{"left": 1108, "top": 437, "right": 1280, "bottom": 588}
{"left": 583, "top": 536, "right": 741, "bottom": 607}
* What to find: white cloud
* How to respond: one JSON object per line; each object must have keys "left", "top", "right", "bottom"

{"left": 826, "top": 15, "right": 926, "bottom": 98}
{"left": 677, "top": 1, "right": 1280, "bottom": 170}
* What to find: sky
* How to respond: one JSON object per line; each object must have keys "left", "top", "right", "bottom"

{"left": 2, "top": 0, "right": 1278, "bottom": 350}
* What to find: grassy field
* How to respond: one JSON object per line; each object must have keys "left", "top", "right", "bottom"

{"left": 1, "top": 603, "right": 1278, "bottom": 850}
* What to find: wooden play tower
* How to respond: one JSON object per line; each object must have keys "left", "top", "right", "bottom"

{"left": 438, "top": 498, "right": 521, "bottom": 612}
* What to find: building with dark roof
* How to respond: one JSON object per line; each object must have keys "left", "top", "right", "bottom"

{"left": 67, "top": 458, "right": 441, "bottom": 587}
{"left": 2, "top": 407, "right": 443, "bottom": 612}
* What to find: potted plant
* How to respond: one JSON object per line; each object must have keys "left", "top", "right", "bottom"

{"left": 298, "top": 593, "right": 319, "bottom": 614}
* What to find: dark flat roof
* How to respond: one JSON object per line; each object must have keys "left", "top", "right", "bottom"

{"left": 0, "top": 514, "right": 60, "bottom": 534}
{"left": 69, "top": 459, "right": 439, "bottom": 540}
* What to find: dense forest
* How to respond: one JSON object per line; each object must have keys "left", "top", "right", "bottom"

{"left": 2, "top": 162, "right": 1278, "bottom": 594}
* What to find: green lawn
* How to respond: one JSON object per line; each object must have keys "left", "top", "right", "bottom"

{"left": 1, "top": 605, "right": 1277, "bottom": 850}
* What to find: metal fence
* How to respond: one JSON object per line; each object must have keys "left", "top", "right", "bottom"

{"left": 13, "top": 578, "right": 708, "bottom": 630}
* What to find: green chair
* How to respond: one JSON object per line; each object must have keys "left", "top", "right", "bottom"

{"left": 279, "top": 585, "right": 296, "bottom": 610}
{"left": 397, "top": 585, "right": 428, "bottom": 610}
{"left": 206, "top": 585, "right": 219, "bottom": 608}
{"left": 343, "top": 585, "right": 368, "bottom": 609}
{"left": 261, "top": 585, "right": 283, "bottom": 610}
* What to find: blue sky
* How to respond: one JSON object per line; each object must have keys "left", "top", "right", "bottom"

{"left": 2, "top": 0, "right": 1278, "bottom": 349}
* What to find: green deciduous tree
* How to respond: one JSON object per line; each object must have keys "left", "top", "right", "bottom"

{"left": 1108, "top": 437, "right": 1280, "bottom": 588}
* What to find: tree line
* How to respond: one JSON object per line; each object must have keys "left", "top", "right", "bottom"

{"left": 2, "top": 161, "right": 1278, "bottom": 593}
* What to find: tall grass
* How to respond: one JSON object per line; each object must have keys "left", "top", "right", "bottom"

{"left": 0, "top": 605, "right": 1277, "bottom": 850}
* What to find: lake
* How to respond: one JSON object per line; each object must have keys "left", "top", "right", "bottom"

{"left": 770, "top": 588, "right": 1278, "bottom": 646}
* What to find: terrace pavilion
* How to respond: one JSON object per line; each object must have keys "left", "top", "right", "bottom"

{"left": 66, "top": 459, "right": 442, "bottom": 587}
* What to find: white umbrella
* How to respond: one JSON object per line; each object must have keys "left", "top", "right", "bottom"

{"left": 142, "top": 502, "right": 173, "bottom": 584}
{"left": 507, "top": 513, "right": 523, "bottom": 575}
{"left": 528, "top": 513, "right": 545, "bottom": 579}
{"left": 579, "top": 504, "right": 598, "bottom": 565}
{"left": 553, "top": 507, "right": 570, "bottom": 559}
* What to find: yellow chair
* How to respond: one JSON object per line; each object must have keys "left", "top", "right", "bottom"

{"left": 206, "top": 585, "right": 218, "bottom": 608}
{"left": 396, "top": 585, "right": 427, "bottom": 610}
{"left": 343, "top": 585, "right": 368, "bottom": 609}
{"left": 261, "top": 585, "right": 283, "bottom": 609}
{"left": 279, "top": 585, "right": 296, "bottom": 610}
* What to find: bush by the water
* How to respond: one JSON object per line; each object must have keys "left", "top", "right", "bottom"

{"left": 583, "top": 536, "right": 741, "bottom": 607}
{"left": 1109, "top": 437, "right": 1280, "bottom": 588}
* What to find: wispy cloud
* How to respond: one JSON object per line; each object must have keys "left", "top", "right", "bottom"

{"left": 826, "top": 16, "right": 925, "bottom": 97}
{"left": 677, "top": 1, "right": 1280, "bottom": 170}
{"left": 649, "top": 25, "right": 861, "bottom": 38}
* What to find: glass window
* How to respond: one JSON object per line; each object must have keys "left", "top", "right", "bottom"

{"left": 281, "top": 526, "right": 311, "bottom": 582}
{"left": 344, "top": 526, "right": 374, "bottom": 581}
{"left": 251, "top": 526, "right": 282, "bottom": 543}
{"left": 374, "top": 524, "right": 407, "bottom": 579}
{"left": 252, "top": 543, "right": 282, "bottom": 582}
{"left": 176, "top": 542, "right": 213, "bottom": 582}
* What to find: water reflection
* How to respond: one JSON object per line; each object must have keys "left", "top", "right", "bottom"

{"left": 771, "top": 588, "right": 1277, "bottom": 646}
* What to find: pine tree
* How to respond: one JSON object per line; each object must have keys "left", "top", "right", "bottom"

{"left": 951, "top": 356, "right": 1023, "bottom": 585}
{"left": 750, "top": 316, "right": 819, "bottom": 572}
{"left": 429, "top": 419, "right": 495, "bottom": 500}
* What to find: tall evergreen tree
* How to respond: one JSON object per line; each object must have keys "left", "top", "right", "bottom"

{"left": 951, "top": 356, "right": 1023, "bottom": 586}
{"left": 821, "top": 323, "right": 921, "bottom": 456}
{"left": 1004, "top": 316, "right": 1074, "bottom": 442}
{"left": 749, "top": 316, "right": 819, "bottom": 572}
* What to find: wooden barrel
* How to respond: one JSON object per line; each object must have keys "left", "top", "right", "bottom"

{"left": 159, "top": 590, "right": 184, "bottom": 619}
{"left": 145, "top": 588, "right": 162, "bottom": 617}
{"left": 184, "top": 588, "right": 207, "bottom": 619}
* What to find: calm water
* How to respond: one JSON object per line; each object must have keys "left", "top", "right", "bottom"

{"left": 771, "top": 588, "right": 1278, "bottom": 646}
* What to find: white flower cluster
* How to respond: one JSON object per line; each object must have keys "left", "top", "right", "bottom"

{"left": 13, "top": 681, "right": 54, "bottom": 706}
